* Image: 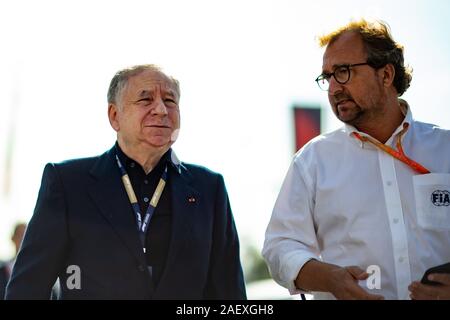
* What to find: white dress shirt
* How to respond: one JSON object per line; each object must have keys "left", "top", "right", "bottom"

{"left": 262, "top": 100, "right": 450, "bottom": 299}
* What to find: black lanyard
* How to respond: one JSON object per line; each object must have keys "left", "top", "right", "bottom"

{"left": 115, "top": 154, "right": 168, "bottom": 253}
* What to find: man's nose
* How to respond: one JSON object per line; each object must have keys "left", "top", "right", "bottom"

{"left": 328, "top": 77, "right": 344, "bottom": 96}
{"left": 152, "top": 98, "right": 168, "bottom": 116}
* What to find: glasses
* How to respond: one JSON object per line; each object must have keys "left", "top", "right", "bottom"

{"left": 315, "top": 62, "right": 371, "bottom": 91}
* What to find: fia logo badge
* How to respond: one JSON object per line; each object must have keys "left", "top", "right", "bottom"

{"left": 431, "top": 190, "right": 450, "bottom": 206}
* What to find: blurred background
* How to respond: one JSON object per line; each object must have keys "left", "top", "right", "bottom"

{"left": 0, "top": 0, "right": 449, "bottom": 299}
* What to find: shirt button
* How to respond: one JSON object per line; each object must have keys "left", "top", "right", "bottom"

{"left": 130, "top": 162, "right": 135, "bottom": 168}
{"left": 144, "top": 179, "right": 149, "bottom": 185}
{"left": 399, "top": 257, "right": 404, "bottom": 263}
{"left": 144, "top": 197, "right": 149, "bottom": 203}
{"left": 393, "top": 218, "right": 399, "bottom": 224}
{"left": 386, "top": 181, "right": 392, "bottom": 186}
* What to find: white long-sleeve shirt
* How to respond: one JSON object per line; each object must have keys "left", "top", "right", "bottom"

{"left": 262, "top": 101, "right": 450, "bottom": 299}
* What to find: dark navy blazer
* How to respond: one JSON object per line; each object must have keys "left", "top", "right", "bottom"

{"left": 0, "top": 262, "right": 9, "bottom": 300}
{"left": 5, "top": 146, "right": 246, "bottom": 299}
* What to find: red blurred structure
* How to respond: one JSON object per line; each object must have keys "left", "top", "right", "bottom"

{"left": 293, "top": 106, "right": 321, "bottom": 152}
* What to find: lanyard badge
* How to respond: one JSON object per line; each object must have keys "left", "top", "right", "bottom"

{"left": 352, "top": 123, "right": 430, "bottom": 174}
{"left": 115, "top": 154, "right": 168, "bottom": 252}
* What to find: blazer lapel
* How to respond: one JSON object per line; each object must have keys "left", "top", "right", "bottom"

{"left": 156, "top": 165, "right": 200, "bottom": 291}
{"left": 87, "top": 147, "right": 146, "bottom": 266}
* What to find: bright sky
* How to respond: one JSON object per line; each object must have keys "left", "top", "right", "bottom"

{"left": 0, "top": 0, "right": 449, "bottom": 269}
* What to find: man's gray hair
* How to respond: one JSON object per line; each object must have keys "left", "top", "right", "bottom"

{"left": 107, "top": 64, "right": 180, "bottom": 105}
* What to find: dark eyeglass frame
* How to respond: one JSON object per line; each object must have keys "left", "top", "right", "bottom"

{"left": 315, "top": 62, "right": 371, "bottom": 91}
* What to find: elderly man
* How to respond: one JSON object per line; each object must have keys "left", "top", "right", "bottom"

{"left": 6, "top": 64, "right": 246, "bottom": 300}
{"left": 263, "top": 19, "right": 450, "bottom": 300}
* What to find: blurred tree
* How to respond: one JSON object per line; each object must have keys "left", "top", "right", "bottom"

{"left": 242, "top": 243, "right": 271, "bottom": 284}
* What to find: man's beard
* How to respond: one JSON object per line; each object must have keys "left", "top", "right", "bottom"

{"left": 332, "top": 91, "right": 384, "bottom": 127}
{"left": 337, "top": 104, "right": 365, "bottom": 126}
{"left": 332, "top": 92, "right": 364, "bottom": 125}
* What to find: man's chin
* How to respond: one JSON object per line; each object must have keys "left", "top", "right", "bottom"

{"left": 339, "top": 116, "right": 356, "bottom": 124}
{"left": 337, "top": 111, "right": 363, "bottom": 125}
{"left": 144, "top": 138, "right": 173, "bottom": 149}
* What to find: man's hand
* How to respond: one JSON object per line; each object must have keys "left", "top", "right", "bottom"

{"left": 409, "top": 273, "right": 450, "bottom": 300}
{"left": 295, "top": 260, "right": 384, "bottom": 300}
{"left": 329, "top": 266, "right": 384, "bottom": 300}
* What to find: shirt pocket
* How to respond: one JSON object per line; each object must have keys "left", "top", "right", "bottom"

{"left": 413, "top": 173, "right": 450, "bottom": 230}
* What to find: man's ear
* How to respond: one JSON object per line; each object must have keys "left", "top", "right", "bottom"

{"left": 108, "top": 104, "right": 120, "bottom": 132}
{"left": 381, "top": 63, "right": 395, "bottom": 88}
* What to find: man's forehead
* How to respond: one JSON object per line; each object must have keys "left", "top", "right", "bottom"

{"left": 135, "top": 86, "right": 178, "bottom": 99}
{"left": 135, "top": 81, "right": 177, "bottom": 91}
{"left": 322, "top": 32, "right": 366, "bottom": 69}
{"left": 128, "top": 71, "right": 178, "bottom": 94}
